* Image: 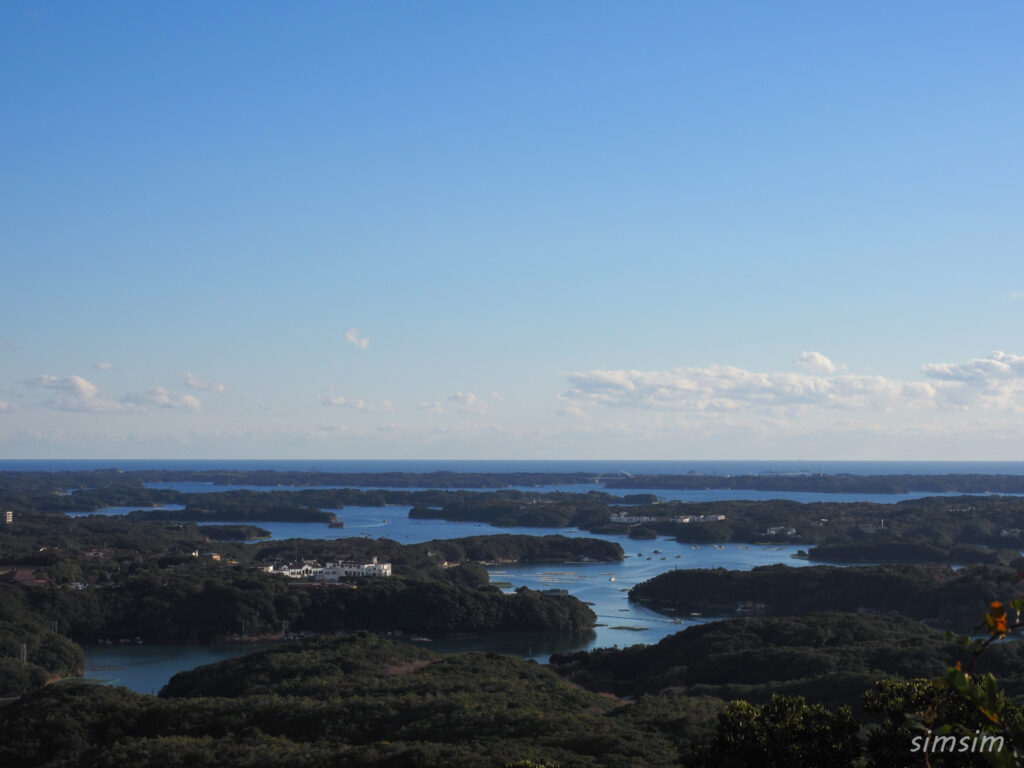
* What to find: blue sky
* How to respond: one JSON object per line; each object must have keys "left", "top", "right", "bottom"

{"left": 3, "top": 2, "right": 1024, "bottom": 459}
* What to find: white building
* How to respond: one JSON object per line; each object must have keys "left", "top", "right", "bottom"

{"left": 262, "top": 561, "right": 324, "bottom": 579}
{"left": 319, "top": 556, "right": 392, "bottom": 580}
{"left": 609, "top": 513, "right": 658, "bottom": 524}
{"left": 610, "top": 512, "right": 727, "bottom": 525}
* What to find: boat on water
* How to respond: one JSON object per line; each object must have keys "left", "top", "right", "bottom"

{"left": 608, "top": 576, "right": 616, "bottom": 582}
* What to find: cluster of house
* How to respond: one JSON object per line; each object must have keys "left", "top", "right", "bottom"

{"left": 261, "top": 556, "right": 392, "bottom": 581}
{"left": 0, "top": 567, "right": 49, "bottom": 587}
{"left": 609, "top": 512, "right": 727, "bottom": 525}
{"left": 857, "top": 519, "right": 885, "bottom": 534}
{"left": 764, "top": 526, "right": 798, "bottom": 536}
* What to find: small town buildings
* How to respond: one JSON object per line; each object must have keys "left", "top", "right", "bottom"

{"left": 0, "top": 567, "right": 50, "bottom": 587}
{"left": 609, "top": 512, "right": 727, "bottom": 525}
{"left": 609, "top": 513, "right": 658, "bottom": 524}
{"left": 319, "top": 557, "right": 392, "bottom": 580}
{"left": 676, "top": 514, "right": 727, "bottom": 524}
{"left": 262, "top": 557, "right": 392, "bottom": 581}
{"left": 262, "top": 561, "right": 324, "bottom": 579}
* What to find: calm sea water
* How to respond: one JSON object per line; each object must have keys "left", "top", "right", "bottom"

{"left": 79, "top": 503, "right": 838, "bottom": 693}
{"left": 59, "top": 459, "right": 1015, "bottom": 694}
{"left": 83, "top": 643, "right": 276, "bottom": 694}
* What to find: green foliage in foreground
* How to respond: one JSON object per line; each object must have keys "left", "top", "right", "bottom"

{"left": 4, "top": 631, "right": 1023, "bottom": 767}
{"left": 549, "top": 613, "right": 1024, "bottom": 711}
{"left": 0, "top": 587, "right": 83, "bottom": 697}
{"left": 710, "top": 695, "right": 860, "bottom": 768}
{"left": 0, "top": 635, "right": 723, "bottom": 768}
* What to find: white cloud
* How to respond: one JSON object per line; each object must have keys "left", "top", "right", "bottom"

{"left": 31, "top": 374, "right": 98, "bottom": 399}
{"left": 450, "top": 391, "right": 487, "bottom": 414}
{"left": 95, "top": 361, "right": 113, "bottom": 371}
{"left": 323, "top": 394, "right": 394, "bottom": 413}
{"left": 562, "top": 351, "right": 1024, "bottom": 417}
{"left": 419, "top": 401, "right": 444, "bottom": 415}
{"left": 122, "top": 387, "right": 202, "bottom": 412}
{"left": 555, "top": 394, "right": 588, "bottom": 419}
{"left": 27, "top": 374, "right": 123, "bottom": 412}
{"left": 316, "top": 424, "right": 350, "bottom": 434}
{"left": 182, "top": 372, "right": 229, "bottom": 392}
{"left": 0, "top": 337, "right": 15, "bottom": 350}
{"left": 921, "top": 351, "right": 1024, "bottom": 382}
{"left": 794, "top": 351, "right": 843, "bottom": 373}
{"left": 1011, "top": 291, "right": 1024, "bottom": 301}
{"left": 345, "top": 328, "right": 370, "bottom": 349}
{"left": 27, "top": 374, "right": 202, "bottom": 413}
{"left": 0, "top": 400, "right": 12, "bottom": 413}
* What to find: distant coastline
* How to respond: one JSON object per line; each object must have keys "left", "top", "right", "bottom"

{"left": 5, "top": 458, "right": 1024, "bottom": 476}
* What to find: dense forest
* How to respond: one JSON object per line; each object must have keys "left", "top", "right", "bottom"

{"left": 629, "top": 563, "right": 1024, "bottom": 630}
{"left": 549, "top": 613, "right": 1024, "bottom": 712}
{"left": 9, "top": 566, "right": 593, "bottom": 647}
{"left": 7, "top": 470, "right": 1024, "bottom": 565}
{"left": 803, "top": 541, "right": 1021, "bottom": 564}
{"left": 0, "top": 634, "right": 724, "bottom": 767}
{"left": 0, "top": 513, "right": 615, "bottom": 696}
{"left": 606, "top": 472, "right": 1024, "bottom": 494}
{"left": 5, "top": 470, "right": 1024, "bottom": 764}
{"left": 198, "top": 524, "right": 272, "bottom": 541}
{"left": 1, "top": 627, "right": 1017, "bottom": 767}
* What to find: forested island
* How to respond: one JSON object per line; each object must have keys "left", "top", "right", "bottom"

{"left": 0, "top": 504, "right": 621, "bottom": 697}
{"left": 10, "top": 466, "right": 1024, "bottom": 499}
{"left": 629, "top": 563, "right": 1024, "bottom": 630}
{"left": 198, "top": 524, "right": 272, "bottom": 541}
{"left": 549, "top": 612, "right": 1024, "bottom": 709}
{"left": 7, "top": 468, "right": 1024, "bottom": 764}
{"left": 605, "top": 472, "right": 1024, "bottom": 494}
{"left": 11, "top": 466, "right": 1024, "bottom": 492}
{"left": 409, "top": 492, "right": 1024, "bottom": 564}
{"left": 2, "top": 621, "right": 1022, "bottom": 767}
{"left": 6, "top": 470, "right": 1024, "bottom": 567}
